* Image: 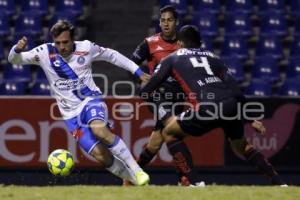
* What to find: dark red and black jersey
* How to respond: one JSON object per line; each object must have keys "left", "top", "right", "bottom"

{"left": 141, "top": 48, "right": 245, "bottom": 108}
{"left": 131, "top": 33, "right": 179, "bottom": 75}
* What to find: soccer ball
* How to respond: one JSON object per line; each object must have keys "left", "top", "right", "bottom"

{"left": 47, "top": 149, "right": 75, "bottom": 176}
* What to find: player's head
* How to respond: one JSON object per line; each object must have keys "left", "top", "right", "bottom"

{"left": 50, "top": 20, "right": 75, "bottom": 58}
{"left": 178, "top": 25, "right": 202, "bottom": 48}
{"left": 159, "top": 5, "right": 178, "bottom": 39}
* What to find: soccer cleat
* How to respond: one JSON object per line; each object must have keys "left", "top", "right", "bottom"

{"left": 178, "top": 176, "right": 206, "bottom": 187}
{"left": 280, "top": 184, "right": 288, "bottom": 187}
{"left": 122, "top": 179, "right": 134, "bottom": 186}
{"left": 135, "top": 171, "right": 150, "bottom": 186}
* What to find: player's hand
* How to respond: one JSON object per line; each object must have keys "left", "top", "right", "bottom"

{"left": 15, "top": 36, "right": 28, "bottom": 53}
{"left": 251, "top": 120, "right": 266, "bottom": 135}
{"left": 140, "top": 73, "right": 151, "bottom": 83}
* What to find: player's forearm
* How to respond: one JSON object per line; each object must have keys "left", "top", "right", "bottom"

{"left": 8, "top": 45, "right": 23, "bottom": 64}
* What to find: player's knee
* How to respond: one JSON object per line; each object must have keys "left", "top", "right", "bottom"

{"left": 91, "top": 126, "right": 114, "bottom": 144}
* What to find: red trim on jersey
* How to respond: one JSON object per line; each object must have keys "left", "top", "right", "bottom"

{"left": 72, "top": 129, "right": 84, "bottom": 141}
{"left": 73, "top": 51, "right": 89, "bottom": 56}
{"left": 172, "top": 69, "right": 199, "bottom": 110}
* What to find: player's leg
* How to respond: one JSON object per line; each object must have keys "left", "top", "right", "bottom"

{"left": 222, "top": 117, "right": 285, "bottom": 185}
{"left": 138, "top": 129, "right": 164, "bottom": 167}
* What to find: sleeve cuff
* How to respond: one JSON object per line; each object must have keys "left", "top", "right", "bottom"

{"left": 134, "top": 68, "right": 143, "bottom": 78}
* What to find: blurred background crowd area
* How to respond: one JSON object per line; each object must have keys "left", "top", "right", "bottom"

{"left": 0, "top": 0, "right": 299, "bottom": 97}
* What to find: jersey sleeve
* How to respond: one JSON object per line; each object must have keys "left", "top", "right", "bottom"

{"left": 90, "top": 41, "right": 143, "bottom": 77}
{"left": 131, "top": 40, "right": 150, "bottom": 65}
{"left": 8, "top": 44, "right": 45, "bottom": 65}
{"left": 140, "top": 56, "right": 173, "bottom": 95}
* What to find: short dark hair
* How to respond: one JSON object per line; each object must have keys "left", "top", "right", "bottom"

{"left": 50, "top": 20, "right": 75, "bottom": 39}
{"left": 178, "top": 25, "right": 202, "bottom": 48}
{"left": 159, "top": 5, "right": 178, "bottom": 20}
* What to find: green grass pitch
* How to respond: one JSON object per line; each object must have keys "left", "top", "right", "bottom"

{"left": 0, "top": 185, "right": 298, "bottom": 200}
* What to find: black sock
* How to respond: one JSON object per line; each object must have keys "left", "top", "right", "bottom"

{"left": 166, "top": 139, "right": 197, "bottom": 184}
{"left": 137, "top": 147, "right": 156, "bottom": 167}
{"left": 245, "top": 147, "right": 284, "bottom": 185}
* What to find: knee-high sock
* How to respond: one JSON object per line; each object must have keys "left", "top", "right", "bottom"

{"left": 245, "top": 147, "right": 283, "bottom": 185}
{"left": 166, "top": 139, "right": 196, "bottom": 184}
{"left": 106, "top": 155, "right": 136, "bottom": 184}
{"left": 137, "top": 147, "right": 156, "bottom": 167}
{"left": 107, "top": 135, "right": 142, "bottom": 174}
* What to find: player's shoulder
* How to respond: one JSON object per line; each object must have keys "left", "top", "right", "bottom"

{"left": 145, "top": 33, "right": 161, "bottom": 43}
{"left": 74, "top": 40, "right": 94, "bottom": 50}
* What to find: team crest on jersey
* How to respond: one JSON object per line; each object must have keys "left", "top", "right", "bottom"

{"left": 77, "top": 56, "right": 85, "bottom": 64}
{"left": 53, "top": 59, "right": 61, "bottom": 67}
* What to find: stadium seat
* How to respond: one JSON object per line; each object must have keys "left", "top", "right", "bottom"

{"left": 286, "top": 58, "right": 300, "bottom": 78}
{"left": 289, "top": 36, "right": 300, "bottom": 58}
{"left": 252, "top": 57, "right": 279, "bottom": 82}
{"left": 0, "top": 13, "right": 9, "bottom": 36}
{"left": 193, "top": 0, "right": 221, "bottom": 14}
{"left": 223, "top": 58, "right": 244, "bottom": 82}
{"left": 20, "top": 0, "right": 48, "bottom": 16}
{"left": 288, "top": 0, "right": 300, "bottom": 16}
{"left": 255, "top": 36, "right": 283, "bottom": 60}
{"left": 159, "top": 0, "right": 188, "bottom": 15}
{"left": 0, "top": 40, "right": 4, "bottom": 60}
{"left": 3, "top": 64, "right": 31, "bottom": 83}
{"left": 245, "top": 79, "right": 272, "bottom": 96}
{"left": 221, "top": 36, "right": 248, "bottom": 60}
{"left": 225, "top": 0, "right": 253, "bottom": 14}
{"left": 14, "top": 13, "right": 42, "bottom": 37}
{"left": 260, "top": 12, "right": 287, "bottom": 37}
{"left": 258, "top": 0, "right": 285, "bottom": 13}
{"left": 49, "top": 12, "right": 77, "bottom": 27}
{"left": 224, "top": 13, "right": 252, "bottom": 37}
{"left": 36, "top": 67, "right": 48, "bottom": 81}
{"left": 30, "top": 80, "right": 51, "bottom": 95}
{"left": 201, "top": 36, "right": 213, "bottom": 51}
{"left": 294, "top": 16, "right": 300, "bottom": 36}
{"left": 0, "top": 81, "right": 26, "bottom": 95}
{"left": 0, "top": 0, "right": 15, "bottom": 16}
{"left": 192, "top": 12, "right": 218, "bottom": 38}
{"left": 55, "top": 0, "right": 83, "bottom": 16}
{"left": 279, "top": 79, "right": 300, "bottom": 96}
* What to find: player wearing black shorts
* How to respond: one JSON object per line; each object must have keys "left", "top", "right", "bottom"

{"left": 130, "top": 6, "right": 198, "bottom": 186}
{"left": 141, "top": 25, "right": 286, "bottom": 186}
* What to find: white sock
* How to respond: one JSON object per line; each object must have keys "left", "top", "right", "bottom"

{"left": 107, "top": 136, "right": 142, "bottom": 174}
{"left": 106, "top": 155, "right": 136, "bottom": 184}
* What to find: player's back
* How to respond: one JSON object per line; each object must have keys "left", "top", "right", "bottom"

{"left": 169, "top": 48, "right": 235, "bottom": 103}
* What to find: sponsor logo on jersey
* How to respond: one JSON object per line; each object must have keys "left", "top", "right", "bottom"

{"left": 54, "top": 77, "right": 87, "bottom": 91}
{"left": 53, "top": 59, "right": 61, "bottom": 67}
{"left": 77, "top": 56, "right": 85, "bottom": 65}
{"left": 155, "top": 45, "right": 164, "bottom": 51}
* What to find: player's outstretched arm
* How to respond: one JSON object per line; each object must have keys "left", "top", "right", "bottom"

{"left": 8, "top": 36, "right": 40, "bottom": 65}
{"left": 251, "top": 120, "right": 266, "bottom": 135}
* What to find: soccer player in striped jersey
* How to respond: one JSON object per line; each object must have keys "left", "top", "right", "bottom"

{"left": 8, "top": 20, "right": 150, "bottom": 186}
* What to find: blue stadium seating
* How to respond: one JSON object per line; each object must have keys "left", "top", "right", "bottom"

{"left": 260, "top": 12, "right": 287, "bottom": 37}
{"left": 0, "top": 81, "right": 26, "bottom": 95}
{"left": 225, "top": 12, "right": 252, "bottom": 37}
{"left": 193, "top": 0, "right": 220, "bottom": 14}
{"left": 159, "top": 0, "right": 188, "bottom": 15}
{"left": 295, "top": 16, "right": 300, "bottom": 36}
{"left": 0, "top": 0, "right": 15, "bottom": 16}
{"left": 0, "top": 13, "right": 9, "bottom": 36}
{"left": 3, "top": 64, "right": 31, "bottom": 83}
{"left": 192, "top": 12, "right": 218, "bottom": 38}
{"left": 289, "top": 36, "right": 300, "bottom": 58}
{"left": 286, "top": 58, "right": 300, "bottom": 78}
{"left": 0, "top": 40, "right": 4, "bottom": 60}
{"left": 30, "top": 80, "right": 51, "bottom": 95}
{"left": 221, "top": 36, "right": 248, "bottom": 60}
{"left": 21, "top": 0, "right": 48, "bottom": 16}
{"left": 55, "top": 0, "right": 83, "bottom": 16}
{"left": 288, "top": 0, "right": 300, "bottom": 16}
{"left": 201, "top": 36, "right": 213, "bottom": 51}
{"left": 252, "top": 57, "right": 279, "bottom": 82}
{"left": 245, "top": 79, "right": 272, "bottom": 96}
{"left": 258, "top": 0, "right": 285, "bottom": 13}
{"left": 255, "top": 36, "right": 283, "bottom": 60}
{"left": 36, "top": 67, "right": 48, "bottom": 81}
{"left": 49, "top": 12, "right": 77, "bottom": 27}
{"left": 223, "top": 58, "right": 244, "bottom": 82}
{"left": 279, "top": 78, "right": 300, "bottom": 96}
{"left": 15, "top": 13, "right": 42, "bottom": 37}
{"left": 225, "top": 0, "right": 252, "bottom": 14}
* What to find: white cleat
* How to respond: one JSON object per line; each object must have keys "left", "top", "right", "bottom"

{"left": 280, "top": 184, "right": 288, "bottom": 187}
{"left": 189, "top": 181, "right": 206, "bottom": 188}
